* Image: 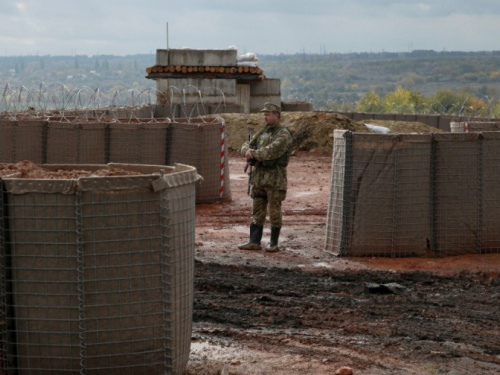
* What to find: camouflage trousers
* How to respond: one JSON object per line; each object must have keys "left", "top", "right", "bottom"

{"left": 251, "top": 187, "right": 287, "bottom": 227}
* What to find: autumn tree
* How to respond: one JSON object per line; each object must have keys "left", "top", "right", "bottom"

{"left": 459, "top": 96, "right": 488, "bottom": 117}
{"left": 356, "top": 89, "right": 383, "bottom": 113}
{"left": 383, "top": 86, "right": 423, "bottom": 114}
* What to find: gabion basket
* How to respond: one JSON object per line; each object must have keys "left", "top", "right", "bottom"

{"left": 0, "top": 162, "right": 199, "bottom": 375}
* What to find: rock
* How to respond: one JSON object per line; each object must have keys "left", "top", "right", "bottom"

{"left": 365, "top": 282, "right": 407, "bottom": 295}
{"left": 334, "top": 366, "right": 354, "bottom": 375}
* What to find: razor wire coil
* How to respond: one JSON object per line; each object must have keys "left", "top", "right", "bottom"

{"left": 0, "top": 83, "right": 229, "bottom": 124}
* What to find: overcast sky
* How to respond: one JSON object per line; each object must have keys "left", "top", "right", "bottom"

{"left": 1, "top": 0, "right": 500, "bottom": 57}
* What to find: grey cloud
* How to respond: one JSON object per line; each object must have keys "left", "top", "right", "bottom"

{"left": 1, "top": 0, "right": 500, "bottom": 56}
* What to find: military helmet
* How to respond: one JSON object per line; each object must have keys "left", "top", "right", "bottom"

{"left": 260, "top": 102, "right": 281, "bottom": 113}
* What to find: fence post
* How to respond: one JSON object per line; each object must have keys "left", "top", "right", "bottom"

{"left": 477, "top": 134, "right": 483, "bottom": 253}
{"left": 339, "top": 131, "right": 353, "bottom": 256}
{"left": 430, "top": 134, "right": 437, "bottom": 255}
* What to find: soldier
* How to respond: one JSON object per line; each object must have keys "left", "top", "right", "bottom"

{"left": 238, "top": 102, "right": 293, "bottom": 252}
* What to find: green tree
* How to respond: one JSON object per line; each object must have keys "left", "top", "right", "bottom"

{"left": 356, "top": 89, "right": 383, "bottom": 113}
{"left": 409, "top": 90, "right": 426, "bottom": 113}
{"left": 384, "top": 86, "right": 417, "bottom": 114}
{"left": 428, "top": 89, "right": 463, "bottom": 114}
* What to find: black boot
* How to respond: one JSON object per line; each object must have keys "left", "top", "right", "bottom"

{"left": 238, "top": 223, "right": 263, "bottom": 250}
{"left": 265, "top": 226, "right": 281, "bottom": 252}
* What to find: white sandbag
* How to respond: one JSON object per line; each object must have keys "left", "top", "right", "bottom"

{"left": 237, "top": 52, "right": 259, "bottom": 62}
{"left": 365, "top": 123, "right": 391, "bottom": 134}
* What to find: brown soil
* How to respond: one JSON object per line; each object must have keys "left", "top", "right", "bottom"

{"left": 220, "top": 112, "right": 443, "bottom": 153}
{"left": 187, "top": 113, "right": 500, "bottom": 374}
{"left": 0, "top": 160, "right": 145, "bottom": 178}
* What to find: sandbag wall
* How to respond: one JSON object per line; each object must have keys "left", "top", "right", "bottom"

{"left": 0, "top": 163, "right": 198, "bottom": 374}
{"left": 326, "top": 130, "right": 500, "bottom": 257}
{"left": 0, "top": 116, "right": 230, "bottom": 203}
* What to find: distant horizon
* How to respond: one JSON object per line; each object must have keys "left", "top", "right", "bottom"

{"left": 3, "top": 2, "right": 500, "bottom": 58}
{"left": 1, "top": 48, "right": 500, "bottom": 59}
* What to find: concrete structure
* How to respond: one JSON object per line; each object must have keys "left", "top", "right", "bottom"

{"left": 249, "top": 78, "right": 281, "bottom": 112}
{"left": 147, "top": 49, "right": 281, "bottom": 114}
{"left": 156, "top": 48, "right": 237, "bottom": 67}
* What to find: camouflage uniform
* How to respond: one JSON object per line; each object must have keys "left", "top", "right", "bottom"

{"left": 239, "top": 102, "right": 293, "bottom": 252}
{"left": 242, "top": 124, "right": 292, "bottom": 226}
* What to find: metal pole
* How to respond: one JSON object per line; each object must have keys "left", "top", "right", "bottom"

{"left": 166, "top": 22, "right": 169, "bottom": 50}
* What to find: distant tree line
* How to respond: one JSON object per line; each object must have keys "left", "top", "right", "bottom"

{"left": 259, "top": 50, "right": 500, "bottom": 117}
{"left": 346, "top": 86, "right": 499, "bottom": 118}
{"left": 2, "top": 50, "right": 500, "bottom": 117}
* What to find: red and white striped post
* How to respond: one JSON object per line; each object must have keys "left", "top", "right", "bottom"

{"left": 219, "top": 122, "right": 225, "bottom": 199}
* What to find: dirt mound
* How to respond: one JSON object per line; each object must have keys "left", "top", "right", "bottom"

{"left": 0, "top": 160, "right": 145, "bottom": 179}
{"left": 220, "top": 112, "right": 442, "bottom": 153}
{"left": 285, "top": 112, "right": 365, "bottom": 152}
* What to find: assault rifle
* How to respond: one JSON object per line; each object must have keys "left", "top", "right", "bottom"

{"left": 244, "top": 129, "right": 254, "bottom": 195}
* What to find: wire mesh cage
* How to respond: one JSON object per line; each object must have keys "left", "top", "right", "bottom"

{"left": 466, "top": 121, "right": 500, "bottom": 132}
{"left": 46, "top": 119, "right": 108, "bottom": 165}
{"left": 326, "top": 130, "right": 500, "bottom": 257}
{"left": 326, "top": 130, "right": 431, "bottom": 257}
{"left": 0, "top": 163, "right": 199, "bottom": 374}
{"left": 0, "top": 115, "right": 231, "bottom": 204}
{"left": 169, "top": 117, "right": 231, "bottom": 203}
{"left": 0, "top": 118, "right": 45, "bottom": 164}
{"left": 109, "top": 119, "right": 171, "bottom": 165}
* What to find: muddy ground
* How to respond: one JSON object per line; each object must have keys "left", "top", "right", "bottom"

{"left": 186, "top": 114, "right": 500, "bottom": 375}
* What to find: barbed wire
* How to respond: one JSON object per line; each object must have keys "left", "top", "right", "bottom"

{"left": 0, "top": 83, "right": 227, "bottom": 123}
{"left": 316, "top": 94, "right": 497, "bottom": 119}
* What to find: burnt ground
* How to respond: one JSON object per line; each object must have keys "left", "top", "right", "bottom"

{"left": 186, "top": 151, "right": 500, "bottom": 375}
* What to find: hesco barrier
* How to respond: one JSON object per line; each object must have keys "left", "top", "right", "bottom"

{"left": 0, "top": 163, "right": 199, "bottom": 374}
{"left": 108, "top": 120, "right": 170, "bottom": 165}
{"left": 0, "top": 118, "right": 45, "bottom": 164}
{"left": 338, "top": 111, "right": 498, "bottom": 132}
{"left": 450, "top": 121, "right": 500, "bottom": 133}
{"left": 47, "top": 120, "right": 109, "bottom": 164}
{"left": 168, "top": 118, "right": 231, "bottom": 202}
{"left": 326, "top": 130, "right": 500, "bottom": 257}
{"left": 0, "top": 116, "right": 230, "bottom": 203}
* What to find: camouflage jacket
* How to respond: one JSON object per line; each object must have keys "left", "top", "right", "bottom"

{"left": 241, "top": 124, "right": 293, "bottom": 191}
